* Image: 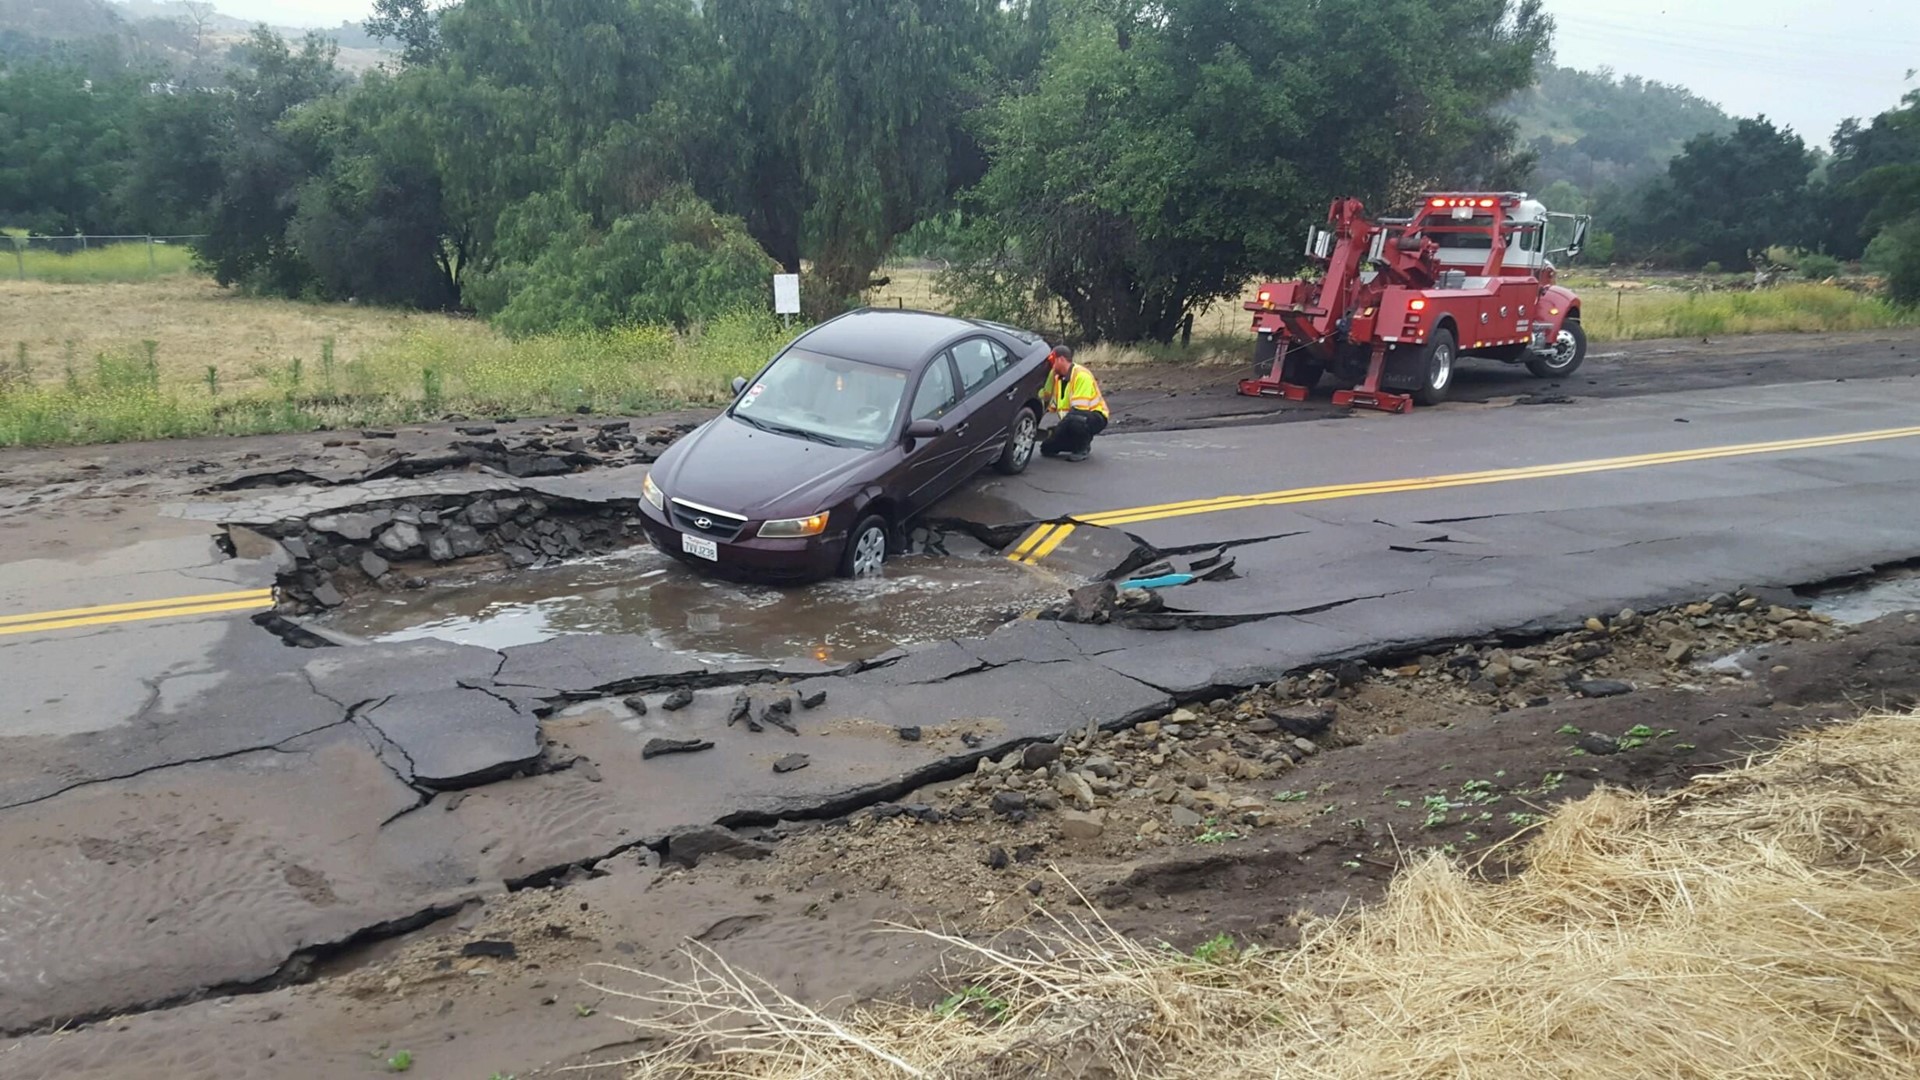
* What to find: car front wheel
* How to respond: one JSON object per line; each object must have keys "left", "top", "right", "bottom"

{"left": 839, "top": 513, "right": 889, "bottom": 578}
{"left": 994, "top": 406, "right": 1039, "bottom": 475}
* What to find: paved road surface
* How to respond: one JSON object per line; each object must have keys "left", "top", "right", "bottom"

{"left": 3, "top": 352, "right": 1920, "bottom": 1052}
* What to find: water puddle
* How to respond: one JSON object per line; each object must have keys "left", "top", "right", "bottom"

{"left": 1804, "top": 567, "right": 1920, "bottom": 625}
{"left": 325, "top": 547, "right": 1062, "bottom": 664}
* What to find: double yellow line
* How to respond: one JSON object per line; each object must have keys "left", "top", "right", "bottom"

{"left": 0, "top": 587, "right": 276, "bottom": 638}
{"left": 1007, "top": 521, "right": 1078, "bottom": 564}
{"left": 1008, "top": 423, "right": 1920, "bottom": 561}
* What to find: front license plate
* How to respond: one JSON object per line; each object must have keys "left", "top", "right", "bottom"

{"left": 681, "top": 533, "right": 718, "bottom": 562}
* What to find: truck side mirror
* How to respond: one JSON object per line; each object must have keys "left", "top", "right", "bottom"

{"left": 731, "top": 376, "right": 747, "bottom": 395}
{"left": 1569, "top": 219, "right": 1590, "bottom": 258}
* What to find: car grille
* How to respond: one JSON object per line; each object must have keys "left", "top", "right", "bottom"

{"left": 669, "top": 498, "right": 748, "bottom": 542}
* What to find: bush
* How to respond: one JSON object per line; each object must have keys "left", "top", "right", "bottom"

{"left": 1701, "top": 260, "right": 1723, "bottom": 274}
{"left": 1864, "top": 216, "right": 1920, "bottom": 306}
{"left": 1796, "top": 253, "right": 1842, "bottom": 280}
{"left": 471, "top": 191, "right": 776, "bottom": 337}
{"left": 1579, "top": 229, "right": 1617, "bottom": 265}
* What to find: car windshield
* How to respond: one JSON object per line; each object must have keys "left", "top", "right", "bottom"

{"left": 730, "top": 349, "right": 908, "bottom": 449}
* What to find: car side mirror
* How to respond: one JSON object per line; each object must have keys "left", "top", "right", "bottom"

{"left": 905, "top": 418, "right": 942, "bottom": 441}
{"left": 730, "top": 376, "right": 747, "bottom": 395}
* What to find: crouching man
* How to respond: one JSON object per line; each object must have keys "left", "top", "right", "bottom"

{"left": 1038, "top": 346, "right": 1109, "bottom": 462}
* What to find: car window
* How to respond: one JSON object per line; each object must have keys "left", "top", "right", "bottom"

{"left": 951, "top": 338, "right": 1008, "bottom": 397}
{"left": 911, "top": 355, "right": 958, "bottom": 421}
{"left": 731, "top": 349, "right": 907, "bottom": 449}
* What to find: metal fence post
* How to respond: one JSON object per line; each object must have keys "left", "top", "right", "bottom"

{"left": 12, "top": 238, "right": 22, "bottom": 282}
{"left": 147, "top": 236, "right": 156, "bottom": 273}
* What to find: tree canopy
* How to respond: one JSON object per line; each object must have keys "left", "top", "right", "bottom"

{"left": 7, "top": 0, "right": 1920, "bottom": 337}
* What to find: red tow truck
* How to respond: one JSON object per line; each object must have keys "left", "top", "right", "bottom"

{"left": 1241, "top": 192, "right": 1592, "bottom": 412}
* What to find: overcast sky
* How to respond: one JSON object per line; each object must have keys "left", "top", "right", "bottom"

{"left": 214, "top": 0, "right": 1918, "bottom": 146}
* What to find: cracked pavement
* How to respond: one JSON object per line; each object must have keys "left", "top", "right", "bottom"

{"left": 6, "top": 367, "right": 1920, "bottom": 1039}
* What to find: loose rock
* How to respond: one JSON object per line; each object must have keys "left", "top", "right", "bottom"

{"left": 660, "top": 688, "right": 695, "bottom": 712}
{"left": 1058, "top": 810, "right": 1106, "bottom": 841}
{"left": 1572, "top": 679, "right": 1633, "bottom": 699}
{"left": 664, "top": 825, "right": 771, "bottom": 868}
{"left": 1021, "top": 742, "right": 1063, "bottom": 770}
{"left": 641, "top": 738, "right": 712, "bottom": 760}
{"left": 772, "top": 754, "right": 811, "bottom": 774}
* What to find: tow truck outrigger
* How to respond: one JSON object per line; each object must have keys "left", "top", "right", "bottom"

{"left": 1240, "top": 192, "right": 1592, "bottom": 413}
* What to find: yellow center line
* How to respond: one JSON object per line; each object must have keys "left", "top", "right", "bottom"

{"left": 1027, "top": 524, "right": 1077, "bottom": 562}
{"left": 1006, "top": 522, "right": 1062, "bottom": 563}
{"left": 0, "top": 596, "right": 277, "bottom": 637}
{"left": 0, "top": 587, "right": 275, "bottom": 627}
{"left": 1073, "top": 424, "right": 1920, "bottom": 530}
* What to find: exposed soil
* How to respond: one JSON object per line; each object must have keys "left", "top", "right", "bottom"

{"left": 12, "top": 595, "right": 1918, "bottom": 1080}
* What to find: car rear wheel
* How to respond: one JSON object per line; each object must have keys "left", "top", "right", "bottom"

{"left": 994, "top": 406, "right": 1039, "bottom": 475}
{"left": 1411, "top": 327, "right": 1456, "bottom": 406}
{"left": 839, "top": 513, "right": 889, "bottom": 578}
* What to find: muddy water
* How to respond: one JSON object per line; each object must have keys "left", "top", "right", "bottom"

{"left": 1805, "top": 567, "right": 1920, "bottom": 625}
{"left": 325, "top": 547, "right": 1061, "bottom": 663}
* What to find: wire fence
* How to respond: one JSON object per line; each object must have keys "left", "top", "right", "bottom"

{"left": 5, "top": 234, "right": 207, "bottom": 283}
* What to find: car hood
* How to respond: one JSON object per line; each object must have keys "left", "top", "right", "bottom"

{"left": 651, "top": 415, "right": 879, "bottom": 519}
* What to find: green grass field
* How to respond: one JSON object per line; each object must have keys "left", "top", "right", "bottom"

{"left": 3, "top": 239, "right": 200, "bottom": 284}
{"left": 1576, "top": 282, "right": 1918, "bottom": 341}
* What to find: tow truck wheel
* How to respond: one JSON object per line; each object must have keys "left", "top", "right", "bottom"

{"left": 1410, "top": 327, "right": 1456, "bottom": 406}
{"left": 1527, "top": 318, "right": 1587, "bottom": 378}
{"left": 1280, "top": 349, "right": 1324, "bottom": 392}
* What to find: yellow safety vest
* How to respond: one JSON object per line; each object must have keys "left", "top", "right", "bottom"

{"left": 1045, "top": 364, "right": 1109, "bottom": 418}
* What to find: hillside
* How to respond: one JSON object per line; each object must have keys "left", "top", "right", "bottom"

{"left": 1503, "top": 63, "right": 1737, "bottom": 193}
{"left": 0, "top": 0, "right": 390, "bottom": 78}
{"left": 0, "top": 0, "right": 124, "bottom": 40}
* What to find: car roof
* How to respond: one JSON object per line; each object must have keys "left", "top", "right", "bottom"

{"left": 795, "top": 308, "right": 1026, "bottom": 369}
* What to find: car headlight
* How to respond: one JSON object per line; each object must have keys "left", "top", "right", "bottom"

{"left": 642, "top": 472, "right": 666, "bottom": 511}
{"left": 758, "top": 512, "right": 830, "bottom": 538}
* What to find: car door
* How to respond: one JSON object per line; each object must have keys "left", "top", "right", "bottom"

{"left": 899, "top": 352, "right": 971, "bottom": 513}
{"left": 947, "top": 336, "right": 1019, "bottom": 469}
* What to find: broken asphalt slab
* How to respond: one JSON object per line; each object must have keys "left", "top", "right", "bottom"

{"left": 359, "top": 689, "right": 542, "bottom": 789}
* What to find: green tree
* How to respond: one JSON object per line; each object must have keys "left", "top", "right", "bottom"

{"left": 194, "top": 29, "right": 346, "bottom": 293}
{"left": 469, "top": 189, "right": 774, "bottom": 335}
{"left": 1821, "top": 91, "right": 1920, "bottom": 259}
{"left": 692, "top": 0, "right": 1005, "bottom": 306}
{"left": 945, "top": 0, "right": 1551, "bottom": 343}
{"left": 365, "top": 0, "right": 441, "bottom": 66}
{"left": 285, "top": 75, "right": 464, "bottom": 308}
{"left": 1865, "top": 215, "right": 1920, "bottom": 306}
{"left": 0, "top": 63, "right": 137, "bottom": 232}
{"left": 1628, "top": 117, "right": 1816, "bottom": 267}
{"left": 116, "top": 88, "right": 226, "bottom": 235}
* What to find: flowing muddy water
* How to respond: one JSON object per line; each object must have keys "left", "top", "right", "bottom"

{"left": 324, "top": 546, "right": 1065, "bottom": 663}
{"left": 1804, "top": 566, "right": 1920, "bottom": 625}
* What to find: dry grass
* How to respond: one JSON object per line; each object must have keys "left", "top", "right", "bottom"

{"left": 0, "top": 278, "right": 790, "bottom": 446}
{"left": 596, "top": 708, "right": 1920, "bottom": 1079}
{"left": 2, "top": 277, "right": 485, "bottom": 396}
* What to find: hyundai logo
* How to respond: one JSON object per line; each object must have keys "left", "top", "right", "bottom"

{"left": 694, "top": 517, "right": 713, "bottom": 530}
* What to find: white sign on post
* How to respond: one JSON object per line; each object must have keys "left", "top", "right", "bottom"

{"left": 772, "top": 274, "right": 801, "bottom": 316}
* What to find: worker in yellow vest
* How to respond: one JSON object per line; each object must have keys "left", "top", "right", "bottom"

{"left": 1038, "top": 345, "right": 1109, "bottom": 462}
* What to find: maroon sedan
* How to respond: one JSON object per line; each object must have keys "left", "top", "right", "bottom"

{"left": 637, "top": 309, "right": 1054, "bottom": 582}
